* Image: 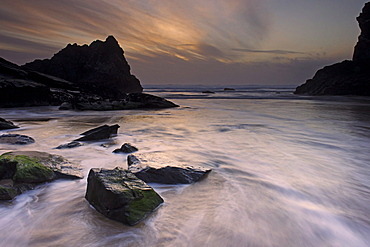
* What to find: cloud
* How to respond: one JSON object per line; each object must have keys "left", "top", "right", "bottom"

{"left": 0, "top": 0, "right": 271, "bottom": 64}
{"left": 232, "top": 48, "right": 305, "bottom": 55}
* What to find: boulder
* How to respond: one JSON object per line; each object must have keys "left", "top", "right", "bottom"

{"left": 127, "top": 153, "right": 211, "bottom": 184}
{"left": 75, "top": 124, "right": 119, "bottom": 141}
{"left": 295, "top": 2, "right": 370, "bottom": 96}
{"left": 0, "top": 151, "right": 83, "bottom": 199}
{"left": 0, "top": 134, "right": 35, "bottom": 145}
{"left": 113, "top": 143, "right": 138, "bottom": 154}
{"left": 85, "top": 167, "right": 164, "bottom": 226}
{"left": 0, "top": 117, "right": 18, "bottom": 130}
{"left": 23, "top": 36, "right": 143, "bottom": 99}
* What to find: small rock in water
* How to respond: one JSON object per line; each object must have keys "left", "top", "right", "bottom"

{"left": 0, "top": 118, "right": 19, "bottom": 130}
{"left": 55, "top": 141, "right": 83, "bottom": 149}
{"left": 127, "top": 152, "right": 211, "bottom": 184}
{"left": 85, "top": 167, "right": 164, "bottom": 226}
{"left": 113, "top": 143, "right": 138, "bottom": 154}
{"left": 0, "top": 134, "right": 35, "bottom": 145}
{"left": 75, "top": 124, "right": 119, "bottom": 141}
{"left": 202, "top": 90, "right": 215, "bottom": 94}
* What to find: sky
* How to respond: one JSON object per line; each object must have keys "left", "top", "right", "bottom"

{"left": 0, "top": 0, "right": 368, "bottom": 86}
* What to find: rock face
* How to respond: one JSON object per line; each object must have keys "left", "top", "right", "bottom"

{"left": 23, "top": 36, "right": 143, "bottom": 99}
{"left": 0, "top": 117, "right": 18, "bottom": 130}
{"left": 0, "top": 57, "right": 77, "bottom": 107}
{"left": 0, "top": 151, "right": 83, "bottom": 200}
{"left": 127, "top": 153, "right": 211, "bottom": 184}
{"left": 295, "top": 2, "right": 370, "bottom": 96}
{"left": 0, "top": 134, "right": 35, "bottom": 145}
{"left": 85, "top": 167, "right": 164, "bottom": 226}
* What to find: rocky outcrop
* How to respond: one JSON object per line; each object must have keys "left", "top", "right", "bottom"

{"left": 0, "top": 57, "right": 78, "bottom": 107}
{"left": 85, "top": 167, "right": 164, "bottom": 226}
{"left": 23, "top": 36, "right": 143, "bottom": 99}
{"left": 0, "top": 134, "right": 35, "bottom": 145}
{"left": 74, "top": 124, "right": 119, "bottom": 142}
{"left": 0, "top": 151, "right": 83, "bottom": 200}
{"left": 127, "top": 153, "right": 211, "bottom": 184}
{"left": 59, "top": 93, "right": 179, "bottom": 111}
{"left": 295, "top": 2, "right": 370, "bottom": 96}
{"left": 0, "top": 117, "right": 18, "bottom": 130}
{"left": 55, "top": 141, "right": 83, "bottom": 149}
{"left": 113, "top": 143, "right": 138, "bottom": 154}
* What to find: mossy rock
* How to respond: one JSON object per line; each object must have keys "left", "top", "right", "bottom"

{"left": 0, "top": 184, "right": 19, "bottom": 200}
{"left": 0, "top": 153, "right": 55, "bottom": 183}
{"left": 85, "top": 167, "right": 164, "bottom": 226}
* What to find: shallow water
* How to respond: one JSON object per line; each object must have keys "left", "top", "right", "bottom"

{"left": 1, "top": 87, "right": 370, "bottom": 247}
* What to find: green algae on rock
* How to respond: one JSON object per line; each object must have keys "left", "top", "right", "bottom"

{"left": 0, "top": 151, "right": 83, "bottom": 200}
{"left": 85, "top": 167, "right": 164, "bottom": 226}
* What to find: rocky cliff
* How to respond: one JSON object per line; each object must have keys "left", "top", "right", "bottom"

{"left": 23, "top": 36, "right": 143, "bottom": 99}
{"left": 295, "top": 2, "right": 370, "bottom": 96}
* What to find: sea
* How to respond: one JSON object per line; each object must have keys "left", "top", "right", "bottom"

{"left": 0, "top": 85, "right": 370, "bottom": 247}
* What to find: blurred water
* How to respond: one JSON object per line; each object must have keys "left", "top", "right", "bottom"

{"left": 0, "top": 87, "right": 370, "bottom": 247}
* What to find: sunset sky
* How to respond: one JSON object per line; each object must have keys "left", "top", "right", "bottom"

{"left": 1, "top": 0, "right": 368, "bottom": 86}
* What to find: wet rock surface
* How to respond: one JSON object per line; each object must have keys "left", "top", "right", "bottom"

{"left": 113, "top": 143, "right": 138, "bottom": 154}
{"left": 0, "top": 151, "right": 83, "bottom": 200}
{"left": 0, "top": 134, "right": 35, "bottom": 145}
{"left": 85, "top": 167, "right": 164, "bottom": 226}
{"left": 127, "top": 152, "right": 211, "bottom": 184}
{"left": 75, "top": 124, "right": 119, "bottom": 142}
{"left": 0, "top": 117, "right": 18, "bottom": 130}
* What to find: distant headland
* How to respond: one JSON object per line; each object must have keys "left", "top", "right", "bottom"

{"left": 0, "top": 36, "right": 177, "bottom": 110}
{"left": 295, "top": 2, "right": 370, "bottom": 96}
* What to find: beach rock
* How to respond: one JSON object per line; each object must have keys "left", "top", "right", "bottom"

{"left": 0, "top": 117, "right": 18, "bottom": 130}
{"left": 202, "top": 90, "right": 215, "bottom": 94}
{"left": 113, "top": 143, "right": 138, "bottom": 154}
{"left": 59, "top": 93, "right": 179, "bottom": 111}
{"left": 0, "top": 179, "right": 19, "bottom": 200}
{"left": 224, "top": 88, "right": 235, "bottom": 91}
{"left": 55, "top": 141, "right": 84, "bottom": 149}
{"left": 127, "top": 153, "right": 211, "bottom": 184}
{"left": 295, "top": 2, "right": 370, "bottom": 96}
{"left": 0, "top": 134, "right": 35, "bottom": 145}
{"left": 0, "top": 151, "right": 83, "bottom": 199}
{"left": 85, "top": 167, "right": 164, "bottom": 226}
{"left": 23, "top": 36, "right": 143, "bottom": 99}
{"left": 0, "top": 151, "right": 83, "bottom": 180}
{"left": 75, "top": 124, "right": 119, "bottom": 141}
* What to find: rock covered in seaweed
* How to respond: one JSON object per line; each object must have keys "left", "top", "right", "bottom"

{"left": 127, "top": 153, "right": 211, "bottom": 184}
{"left": 85, "top": 167, "right": 163, "bottom": 226}
{"left": 0, "top": 151, "right": 83, "bottom": 200}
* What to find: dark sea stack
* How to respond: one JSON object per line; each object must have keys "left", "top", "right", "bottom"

{"left": 295, "top": 2, "right": 370, "bottom": 96}
{"left": 23, "top": 36, "right": 143, "bottom": 99}
{"left": 85, "top": 167, "right": 164, "bottom": 226}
